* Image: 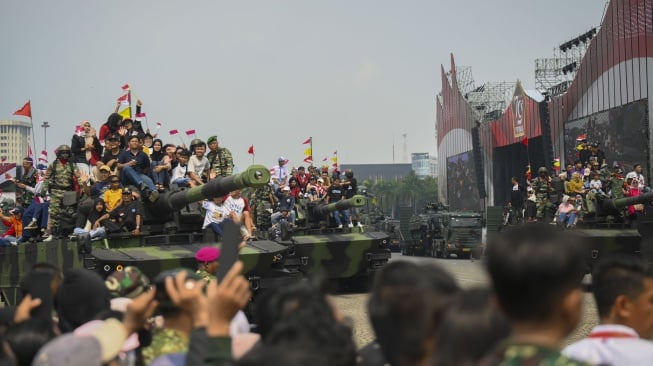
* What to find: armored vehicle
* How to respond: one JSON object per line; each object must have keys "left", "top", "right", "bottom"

{"left": 403, "top": 202, "right": 483, "bottom": 258}
{"left": 0, "top": 165, "right": 296, "bottom": 306}
{"left": 266, "top": 195, "right": 392, "bottom": 290}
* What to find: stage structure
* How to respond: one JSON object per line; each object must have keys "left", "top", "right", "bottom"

{"left": 535, "top": 28, "right": 598, "bottom": 96}
{"left": 465, "top": 82, "right": 518, "bottom": 124}
{"left": 437, "top": 0, "right": 653, "bottom": 211}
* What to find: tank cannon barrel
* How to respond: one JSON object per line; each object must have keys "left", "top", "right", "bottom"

{"left": 601, "top": 192, "right": 653, "bottom": 212}
{"left": 314, "top": 195, "right": 366, "bottom": 216}
{"left": 153, "top": 165, "right": 270, "bottom": 212}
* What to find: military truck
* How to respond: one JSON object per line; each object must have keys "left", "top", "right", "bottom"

{"left": 0, "top": 165, "right": 298, "bottom": 306}
{"left": 403, "top": 202, "right": 483, "bottom": 258}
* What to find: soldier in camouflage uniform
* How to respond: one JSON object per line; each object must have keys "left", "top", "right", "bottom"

{"left": 206, "top": 135, "right": 234, "bottom": 179}
{"left": 530, "top": 167, "right": 553, "bottom": 221}
{"left": 141, "top": 327, "right": 189, "bottom": 365}
{"left": 41, "top": 145, "right": 84, "bottom": 240}
{"left": 195, "top": 246, "right": 219, "bottom": 283}
{"left": 250, "top": 183, "right": 277, "bottom": 232}
{"left": 15, "top": 157, "right": 37, "bottom": 206}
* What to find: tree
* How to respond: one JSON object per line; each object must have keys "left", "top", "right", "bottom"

{"left": 365, "top": 174, "right": 438, "bottom": 217}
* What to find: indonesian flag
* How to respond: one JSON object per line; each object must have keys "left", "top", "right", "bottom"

{"left": 576, "top": 133, "right": 587, "bottom": 142}
{"left": 303, "top": 156, "right": 313, "bottom": 163}
{"left": 302, "top": 137, "right": 312, "bottom": 145}
{"left": 0, "top": 163, "right": 16, "bottom": 186}
{"left": 117, "top": 93, "right": 130, "bottom": 106}
{"left": 169, "top": 129, "right": 179, "bottom": 136}
{"left": 121, "top": 84, "right": 130, "bottom": 91}
{"left": 135, "top": 112, "right": 146, "bottom": 118}
{"left": 333, "top": 150, "right": 338, "bottom": 155}
{"left": 247, "top": 145, "right": 254, "bottom": 155}
{"left": 185, "top": 129, "right": 196, "bottom": 136}
{"left": 322, "top": 157, "right": 327, "bottom": 162}
{"left": 156, "top": 122, "right": 162, "bottom": 129}
{"left": 13, "top": 101, "right": 32, "bottom": 118}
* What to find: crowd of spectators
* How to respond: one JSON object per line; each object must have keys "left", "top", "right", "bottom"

{"left": 1, "top": 224, "right": 652, "bottom": 365}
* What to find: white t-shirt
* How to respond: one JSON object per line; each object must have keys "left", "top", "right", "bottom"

{"left": 626, "top": 171, "right": 646, "bottom": 189}
{"left": 202, "top": 200, "right": 230, "bottom": 229}
{"left": 563, "top": 324, "right": 653, "bottom": 366}
{"left": 224, "top": 196, "right": 246, "bottom": 216}
{"left": 188, "top": 155, "right": 209, "bottom": 178}
{"left": 171, "top": 164, "right": 188, "bottom": 181}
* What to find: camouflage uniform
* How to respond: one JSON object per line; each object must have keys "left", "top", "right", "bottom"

{"left": 18, "top": 167, "right": 37, "bottom": 205}
{"left": 608, "top": 176, "right": 625, "bottom": 199}
{"left": 42, "top": 159, "right": 81, "bottom": 233}
{"left": 141, "top": 328, "right": 189, "bottom": 365}
{"left": 479, "top": 342, "right": 590, "bottom": 366}
{"left": 250, "top": 184, "right": 276, "bottom": 231}
{"left": 196, "top": 268, "right": 215, "bottom": 283}
{"left": 207, "top": 147, "right": 234, "bottom": 178}
{"left": 531, "top": 176, "right": 551, "bottom": 220}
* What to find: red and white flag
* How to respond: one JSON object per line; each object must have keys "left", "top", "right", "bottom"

{"left": 135, "top": 112, "right": 146, "bottom": 118}
{"left": 322, "top": 157, "right": 327, "bottom": 162}
{"left": 247, "top": 145, "right": 254, "bottom": 155}
{"left": 169, "top": 129, "right": 179, "bottom": 136}
{"left": 185, "top": 129, "right": 196, "bottom": 136}
{"left": 156, "top": 122, "right": 162, "bottom": 129}
{"left": 121, "top": 84, "right": 130, "bottom": 91}
{"left": 303, "top": 156, "right": 313, "bottom": 163}
{"left": 39, "top": 150, "right": 48, "bottom": 164}
{"left": 117, "top": 94, "right": 130, "bottom": 106}
{"left": 302, "top": 137, "right": 312, "bottom": 145}
{"left": 27, "top": 143, "right": 34, "bottom": 162}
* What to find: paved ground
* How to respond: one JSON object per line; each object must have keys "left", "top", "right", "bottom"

{"left": 333, "top": 253, "right": 599, "bottom": 348}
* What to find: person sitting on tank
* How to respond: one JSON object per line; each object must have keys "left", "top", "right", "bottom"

{"left": 304, "top": 176, "right": 319, "bottom": 201}
{"left": 588, "top": 171, "right": 606, "bottom": 198}
{"left": 202, "top": 195, "right": 236, "bottom": 239}
{"left": 89, "top": 165, "right": 112, "bottom": 200}
{"left": 108, "top": 187, "right": 143, "bottom": 235}
{"left": 271, "top": 186, "right": 296, "bottom": 227}
{"left": 557, "top": 195, "right": 578, "bottom": 229}
{"left": 326, "top": 177, "right": 353, "bottom": 229}
{"left": 225, "top": 189, "right": 256, "bottom": 240}
{"left": 567, "top": 172, "right": 586, "bottom": 196}
{"left": 287, "top": 177, "right": 302, "bottom": 199}
{"left": 0, "top": 206, "right": 23, "bottom": 246}
{"left": 149, "top": 138, "right": 172, "bottom": 192}
{"left": 187, "top": 139, "right": 210, "bottom": 186}
{"left": 103, "top": 174, "right": 124, "bottom": 212}
{"left": 72, "top": 197, "right": 109, "bottom": 239}
{"left": 170, "top": 149, "right": 195, "bottom": 188}
{"left": 117, "top": 134, "right": 159, "bottom": 203}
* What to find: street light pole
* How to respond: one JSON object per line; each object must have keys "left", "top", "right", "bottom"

{"left": 41, "top": 121, "right": 50, "bottom": 153}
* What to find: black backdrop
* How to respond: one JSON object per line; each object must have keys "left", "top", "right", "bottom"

{"left": 492, "top": 136, "right": 545, "bottom": 206}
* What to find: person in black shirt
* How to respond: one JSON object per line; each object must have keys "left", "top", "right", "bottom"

{"left": 109, "top": 188, "right": 144, "bottom": 235}
{"left": 342, "top": 169, "right": 363, "bottom": 227}
{"left": 326, "top": 178, "right": 353, "bottom": 229}
{"left": 101, "top": 134, "right": 122, "bottom": 174}
{"left": 509, "top": 177, "right": 526, "bottom": 224}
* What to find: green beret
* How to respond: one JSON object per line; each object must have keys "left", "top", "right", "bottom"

{"left": 207, "top": 136, "right": 217, "bottom": 144}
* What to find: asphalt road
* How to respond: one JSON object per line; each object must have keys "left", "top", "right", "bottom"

{"left": 333, "top": 253, "right": 599, "bottom": 349}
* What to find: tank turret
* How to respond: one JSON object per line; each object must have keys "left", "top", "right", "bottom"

{"left": 151, "top": 165, "right": 270, "bottom": 212}
{"left": 312, "top": 195, "right": 366, "bottom": 217}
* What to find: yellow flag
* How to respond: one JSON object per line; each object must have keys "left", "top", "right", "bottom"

{"left": 331, "top": 156, "right": 338, "bottom": 162}
{"left": 119, "top": 107, "right": 131, "bottom": 120}
{"left": 304, "top": 147, "right": 312, "bottom": 156}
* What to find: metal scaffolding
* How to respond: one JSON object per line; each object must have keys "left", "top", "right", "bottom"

{"left": 465, "top": 82, "right": 517, "bottom": 124}
{"left": 534, "top": 27, "right": 598, "bottom": 95}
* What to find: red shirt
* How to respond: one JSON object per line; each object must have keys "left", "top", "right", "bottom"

{"left": 2, "top": 216, "right": 22, "bottom": 238}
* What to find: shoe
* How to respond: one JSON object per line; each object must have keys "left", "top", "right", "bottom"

{"left": 25, "top": 218, "right": 38, "bottom": 230}
{"left": 337, "top": 224, "right": 343, "bottom": 229}
{"left": 357, "top": 222, "right": 364, "bottom": 228}
{"left": 9, "top": 241, "right": 17, "bottom": 246}
{"left": 347, "top": 223, "right": 354, "bottom": 228}
{"left": 42, "top": 235, "right": 53, "bottom": 242}
{"left": 148, "top": 190, "right": 159, "bottom": 203}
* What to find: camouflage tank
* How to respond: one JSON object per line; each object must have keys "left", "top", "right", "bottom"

{"left": 0, "top": 165, "right": 297, "bottom": 305}
{"left": 569, "top": 192, "right": 653, "bottom": 271}
{"left": 268, "top": 195, "right": 392, "bottom": 290}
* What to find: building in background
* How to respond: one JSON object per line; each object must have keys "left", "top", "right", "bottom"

{"left": 339, "top": 163, "right": 412, "bottom": 182}
{"left": 411, "top": 153, "right": 437, "bottom": 178}
{"left": 0, "top": 120, "right": 31, "bottom": 163}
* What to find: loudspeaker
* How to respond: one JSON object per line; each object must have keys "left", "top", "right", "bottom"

{"left": 539, "top": 100, "right": 554, "bottom": 169}
{"left": 471, "top": 126, "right": 487, "bottom": 199}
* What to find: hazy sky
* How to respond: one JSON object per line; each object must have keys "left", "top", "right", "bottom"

{"left": 0, "top": 1, "right": 605, "bottom": 171}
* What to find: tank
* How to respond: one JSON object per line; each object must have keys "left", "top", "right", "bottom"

{"left": 570, "top": 192, "right": 653, "bottom": 272}
{"left": 0, "top": 165, "right": 298, "bottom": 306}
{"left": 402, "top": 202, "right": 484, "bottom": 259}
{"left": 266, "top": 194, "right": 391, "bottom": 290}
